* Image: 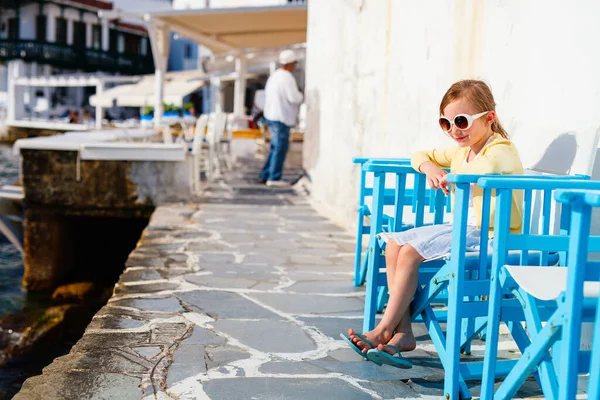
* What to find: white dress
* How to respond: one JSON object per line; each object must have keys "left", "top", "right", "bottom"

{"left": 378, "top": 144, "right": 491, "bottom": 260}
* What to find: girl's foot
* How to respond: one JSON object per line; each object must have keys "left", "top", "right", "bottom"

{"left": 347, "top": 328, "right": 393, "bottom": 353}
{"left": 376, "top": 330, "right": 416, "bottom": 355}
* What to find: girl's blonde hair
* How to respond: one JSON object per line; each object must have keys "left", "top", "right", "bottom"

{"left": 439, "top": 79, "right": 509, "bottom": 139}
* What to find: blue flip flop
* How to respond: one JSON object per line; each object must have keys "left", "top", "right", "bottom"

{"left": 339, "top": 333, "right": 382, "bottom": 365}
{"left": 366, "top": 345, "right": 413, "bottom": 369}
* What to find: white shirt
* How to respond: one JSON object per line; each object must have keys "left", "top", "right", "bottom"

{"left": 263, "top": 69, "right": 304, "bottom": 127}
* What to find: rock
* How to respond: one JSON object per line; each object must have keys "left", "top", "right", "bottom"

{"left": 52, "top": 282, "right": 99, "bottom": 304}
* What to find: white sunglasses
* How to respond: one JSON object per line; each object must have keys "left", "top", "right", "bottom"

{"left": 439, "top": 111, "right": 489, "bottom": 132}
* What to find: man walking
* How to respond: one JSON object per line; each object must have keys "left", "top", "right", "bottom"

{"left": 259, "top": 49, "right": 304, "bottom": 187}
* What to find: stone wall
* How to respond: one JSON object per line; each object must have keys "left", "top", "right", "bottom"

{"left": 20, "top": 149, "right": 160, "bottom": 291}
{"left": 304, "top": 0, "right": 600, "bottom": 230}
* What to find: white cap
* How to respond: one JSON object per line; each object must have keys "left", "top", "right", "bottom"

{"left": 278, "top": 49, "right": 297, "bottom": 65}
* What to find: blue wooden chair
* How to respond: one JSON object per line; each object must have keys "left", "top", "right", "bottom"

{"left": 477, "top": 182, "right": 600, "bottom": 399}
{"left": 352, "top": 157, "right": 449, "bottom": 287}
{"left": 363, "top": 166, "right": 596, "bottom": 399}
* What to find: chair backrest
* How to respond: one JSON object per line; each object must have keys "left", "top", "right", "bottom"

{"left": 192, "top": 114, "right": 209, "bottom": 154}
{"left": 206, "top": 112, "right": 227, "bottom": 145}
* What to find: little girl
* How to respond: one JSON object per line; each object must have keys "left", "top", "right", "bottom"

{"left": 343, "top": 79, "right": 524, "bottom": 368}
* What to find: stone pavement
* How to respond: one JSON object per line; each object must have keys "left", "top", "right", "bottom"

{"left": 15, "top": 159, "right": 552, "bottom": 399}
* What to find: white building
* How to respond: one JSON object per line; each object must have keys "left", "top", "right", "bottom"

{"left": 303, "top": 1, "right": 600, "bottom": 231}
{"left": 0, "top": 0, "right": 153, "bottom": 121}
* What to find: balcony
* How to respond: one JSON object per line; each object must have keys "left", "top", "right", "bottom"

{"left": 0, "top": 39, "right": 154, "bottom": 76}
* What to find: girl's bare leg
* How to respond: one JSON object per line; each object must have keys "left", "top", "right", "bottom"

{"left": 349, "top": 244, "right": 422, "bottom": 352}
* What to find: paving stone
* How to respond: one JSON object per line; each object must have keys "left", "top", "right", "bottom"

{"left": 288, "top": 254, "right": 336, "bottom": 266}
{"left": 186, "top": 241, "right": 235, "bottom": 252}
{"left": 405, "top": 377, "right": 446, "bottom": 397}
{"left": 212, "top": 319, "right": 316, "bottom": 353}
{"left": 125, "top": 257, "right": 165, "bottom": 268}
{"left": 297, "top": 317, "right": 367, "bottom": 340}
{"left": 250, "top": 282, "right": 279, "bottom": 290}
{"left": 72, "top": 332, "right": 151, "bottom": 352}
{"left": 151, "top": 322, "right": 191, "bottom": 344}
{"left": 183, "top": 274, "right": 260, "bottom": 289}
{"left": 172, "top": 231, "right": 212, "bottom": 240}
{"left": 325, "top": 347, "right": 367, "bottom": 362}
{"left": 110, "top": 296, "right": 186, "bottom": 313}
{"left": 120, "top": 269, "right": 163, "bottom": 283}
{"left": 242, "top": 253, "right": 289, "bottom": 265}
{"left": 134, "top": 346, "right": 162, "bottom": 360}
{"left": 286, "top": 263, "right": 356, "bottom": 273}
{"left": 166, "top": 344, "right": 207, "bottom": 388}
{"left": 151, "top": 242, "right": 187, "bottom": 251}
{"left": 259, "top": 361, "right": 327, "bottom": 375}
{"left": 87, "top": 316, "right": 146, "bottom": 330}
{"left": 167, "top": 253, "right": 189, "bottom": 262}
{"left": 196, "top": 253, "right": 237, "bottom": 265}
{"left": 96, "top": 305, "right": 178, "bottom": 321}
{"left": 309, "top": 359, "right": 438, "bottom": 381}
{"left": 182, "top": 326, "right": 225, "bottom": 346}
{"left": 177, "top": 290, "right": 279, "bottom": 319}
{"left": 205, "top": 346, "right": 251, "bottom": 369}
{"left": 202, "top": 377, "right": 373, "bottom": 400}
{"left": 250, "top": 293, "right": 364, "bottom": 315}
{"left": 286, "top": 271, "right": 351, "bottom": 281}
{"left": 358, "top": 381, "right": 421, "bottom": 399}
{"left": 114, "top": 281, "right": 181, "bottom": 295}
{"left": 67, "top": 350, "right": 151, "bottom": 374}
{"left": 15, "top": 372, "right": 142, "bottom": 400}
{"left": 287, "top": 280, "right": 364, "bottom": 294}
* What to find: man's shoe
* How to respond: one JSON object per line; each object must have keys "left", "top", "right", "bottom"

{"left": 266, "top": 180, "right": 291, "bottom": 187}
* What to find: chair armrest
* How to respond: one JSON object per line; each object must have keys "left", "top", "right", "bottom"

{"left": 555, "top": 189, "right": 600, "bottom": 207}
{"left": 363, "top": 163, "right": 417, "bottom": 174}
{"left": 478, "top": 176, "right": 600, "bottom": 191}
{"left": 353, "top": 157, "right": 411, "bottom": 165}
{"left": 445, "top": 174, "right": 486, "bottom": 184}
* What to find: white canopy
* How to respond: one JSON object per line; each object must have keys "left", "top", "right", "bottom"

{"left": 101, "top": 4, "right": 307, "bottom": 54}
{"left": 90, "top": 70, "right": 205, "bottom": 108}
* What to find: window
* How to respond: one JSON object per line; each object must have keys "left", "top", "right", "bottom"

{"left": 140, "top": 37, "right": 147, "bottom": 56}
{"left": 109, "top": 28, "right": 118, "bottom": 52}
{"left": 56, "top": 17, "right": 67, "bottom": 44}
{"left": 92, "top": 25, "right": 101, "bottom": 49}
{"left": 124, "top": 34, "right": 139, "bottom": 54}
{"left": 184, "top": 43, "right": 193, "bottom": 60}
{"left": 36, "top": 15, "right": 46, "bottom": 41}
{"left": 8, "top": 18, "right": 18, "bottom": 40}
{"left": 73, "top": 21, "right": 85, "bottom": 48}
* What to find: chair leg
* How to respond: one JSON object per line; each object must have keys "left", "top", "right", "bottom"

{"left": 443, "top": 261, "right": 466, "bottom": 399}
{"left": 354, "top": 209, "right": 366, "bottom": 287}
{"left": 587, "top": 294, "right": 600, "bottom": 398}
{"left": 376, "top": 286, "right": 388, "bottom": 313}
{"left": 417, "top": 296, "right": 471, "bottom": 399}
{"left": 359, "top": 249, "right": 369, "bottom": 286}
{"left": 363, "top": 241, "right": 382, "bottom": 332}
{"left": 494, "top": 311, "right": 562, "bottom": 400}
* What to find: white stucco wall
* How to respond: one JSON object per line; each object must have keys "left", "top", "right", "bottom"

{"left": 304, "top": 0, "right": 600, "bottom": 230}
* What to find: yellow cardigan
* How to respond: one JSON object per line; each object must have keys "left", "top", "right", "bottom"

{"left": 411, "top": 133, "right": 524, "bottom": 234}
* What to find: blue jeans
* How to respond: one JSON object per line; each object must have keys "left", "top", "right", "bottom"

{"left": 260, "top": 119, "right": 290, "bottom": 182}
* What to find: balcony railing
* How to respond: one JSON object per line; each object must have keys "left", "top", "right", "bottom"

{"left": 0, "top": 39, "right": 154, "bottom": 75}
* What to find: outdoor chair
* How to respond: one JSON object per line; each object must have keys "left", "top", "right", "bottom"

{"left": 478, "top": 182, "right": 600, "bottom": 400}
{"left": 358, "top": 126, "right": 600, "bottom": 399}
{"left": 352, "top": 157, "right": 451, "bottom": 287}
{"left": 205, "top": 111, "right": 227, "bottom": 181}
{"left": 190, "top": 114, "right": 209, "bottom": 195}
